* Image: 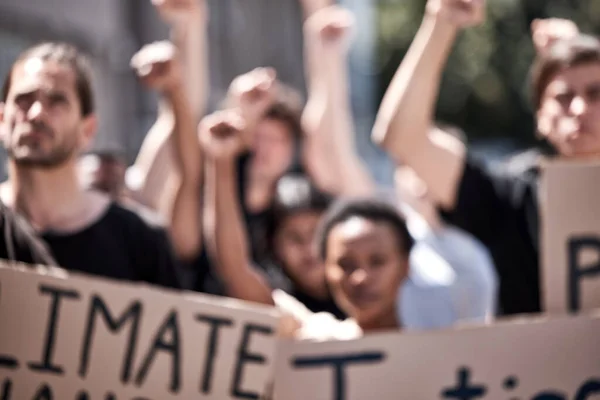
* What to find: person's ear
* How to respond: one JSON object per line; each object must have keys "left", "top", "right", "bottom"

{"left": 80, "top": 113, "right": 98, "bottom": 150}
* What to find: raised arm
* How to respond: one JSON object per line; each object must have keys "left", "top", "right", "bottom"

{"left": 130, "top": 0, "right": 209, "bottom": 260}
{"left": 131, "top": 40, "right": 203, "bottom": 260}
{"left": 372, "top": 0, "right": 484, "bottom": 209}
{"left": 302, "top": 5, "right": 375, "bottom": 196}
{"left": 200, "top": 111, "right": 275, "bottom": 305}
{"left": 128, "top": 0, "right": 207, "bottom": 209}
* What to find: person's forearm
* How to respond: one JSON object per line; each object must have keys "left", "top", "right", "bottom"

{"left": 171, "top": 10, "right": 208, "bottom": 122}
{"left": 128, "top": 103, "right": 175, "bottom": 210}
{"left": 163, "top": 86, "right": 203, "bottom": 259}
{"left": 165, "top": 86, "right": 202, "bottom": 185}
{"left": 372, "top": 15, "right": 458, "bottom": 159}
{"left": 301, "top": 27, "right": 345, "bottom": 194}
{"left": 323, "top": 49, "right": 375, "bottom": 195}
{"left": 302, "top": 34, "right": 374, "bottom": 196}
{"left": 204, "top": 159, "right": 274, "bottom": 305}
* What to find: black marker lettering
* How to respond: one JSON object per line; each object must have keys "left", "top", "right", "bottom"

{"left": 28, "top": 285, "right": 80, "bottom": 375}
{"left": 31, "top": 384, "right": 53, "bottom": 400}
{"left": 135, "top": 310, "right": 181, "bottom": 393}
{"left": 575, "top": 379, "right": 600, "bottom": 399}
{"left": 441, "top": 367, "right": 487, "bottom": 400}
{"left": 530, "top": 392, "right": 565, "bottom": 400}
{"left": 79, "top": 296, "right": 142, "bottom": 384}
{"left": 0, "top": 282, "right": 18, "bottom": 372}
{"left": 293, "top": 352, "right": 385, "bottom": 400}
{"left": 0, "top": 356, "right": 18, "bottom": 370}
{"left": 231, "top": 323, "right": 274, "bottom": 399}
{"left": 568, "top": 236, "right": 600, "bottom": 312}
{"left": 1, "top": 379, "right": 12, "bottom": 400}
{"left": 75, "top": 391, "right": 117, "bottom": 400}
{"left": 195, "top": 314, "right": 233, "bottom": 394}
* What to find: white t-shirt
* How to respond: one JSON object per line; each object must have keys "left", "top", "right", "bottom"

{"left": 400, "top": 210, "right": 498, "bottom": 330}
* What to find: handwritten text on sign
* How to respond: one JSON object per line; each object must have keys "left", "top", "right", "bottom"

{"left": 0, "top": 264, "right": 280, "bottom": 399}
{"left": 274, "top": 313, "right": 600, "bottom": 399}
{"left": 542, "top": 161, "right": 600, "bottom": 313}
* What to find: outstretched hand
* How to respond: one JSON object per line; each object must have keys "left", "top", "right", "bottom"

{"left": 426, "top": 0, "right": 485, "bottom": 29}
{"left": 199, "top": 110, "right": 248, "bottom": 161}
{"left": 531, "top": 18, "right": 579, "bottom": 54}
{"left": 227, "top": 67, "right": 278, "bottom": 122}
{"left": 305, "top": 5, "right": 354, "bottom": 52}
{"left": 131, "top": 41, "right": 183, "bottom": 94}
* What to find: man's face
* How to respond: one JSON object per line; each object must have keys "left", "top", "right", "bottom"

{"left": 538, "top": 62, "right": 600, "bottom": 157}
{"left": 325, "top": 217, "right": 408, "bottom": 328}
{"left": 0, "top": 58, "right": 95, "bottom": 168}
{"left": 250, "top": 118, "right": 295, "bottom": 182}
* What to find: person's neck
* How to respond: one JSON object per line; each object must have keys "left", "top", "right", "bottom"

{"left": 3, "top": 161, "right": 95, "bottom": 232}
{"left": 358, "top": 306, "right": 400, "bottom": 333}
{"left": 295, "top": 282, "right": 329, "bottom": 302}
{"left": 245, "top": 175, "right": 274, "bottom": 213}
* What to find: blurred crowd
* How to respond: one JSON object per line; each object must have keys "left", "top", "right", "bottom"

{"left": 0, "top": 0, "right": 598, "bottom": 341}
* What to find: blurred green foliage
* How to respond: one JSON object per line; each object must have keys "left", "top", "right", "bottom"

{"left": 376, "top": 0, "right": 600, "bottom": 147}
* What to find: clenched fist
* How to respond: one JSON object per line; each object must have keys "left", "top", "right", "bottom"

{"left": 131, "top": 41, "right": 182, "bottom": 93}
{"left": 199, "top": 111, "right": 247, "bottom": 160}
{"left": 305, "top": 5, "right": 354, "bottom": 52}
{"left": 426, "top": 0, "right": 485, "bottom": 29}
{"left": 227, "top": 68, "right": 278, "bottom": 122}
{"left": 151, "top": 0, "right": 206, "bottom": 26}
{"left": 531, "top": 18, "right": 579, "bottom": 54}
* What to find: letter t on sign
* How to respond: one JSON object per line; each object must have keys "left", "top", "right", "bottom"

{"left": 568, "top": 236, "right": 600, "bottom": 312}
{"left": 292, "top": 352, "right": 385, "bottom": 400}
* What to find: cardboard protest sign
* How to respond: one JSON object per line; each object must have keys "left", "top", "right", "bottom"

{"left": 0, "top": 262, "right": 281, "bottom": 399}
{"left": 273, "top": 313, "right": 600, "bottom": 400}
{"left": 541, "top": 160, "right": 600, "bottom": 313}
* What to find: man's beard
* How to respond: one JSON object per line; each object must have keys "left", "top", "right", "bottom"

{"left": 7, "top": 137, "right": 79, "bottom": 169}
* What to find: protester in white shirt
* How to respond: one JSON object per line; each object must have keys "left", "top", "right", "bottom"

{"left": 395, "top": 166, "right": 498, "bottom": 329}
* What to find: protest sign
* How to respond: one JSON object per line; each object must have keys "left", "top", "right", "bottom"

{"left": 541, "top": 160, "right": 600, "bottom": 313}
{"left": 0, "top": 262, "right": 281, "bottom": 399}
{"left": 273, "top": 312, "right": 600, "bottom": 400}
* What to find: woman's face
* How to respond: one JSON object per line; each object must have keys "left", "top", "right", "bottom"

{"left": 273, "top": 210, "right": 326, "bottom": 298}
{"left": 324, "top": 217, "right": 409, "bottom": 330}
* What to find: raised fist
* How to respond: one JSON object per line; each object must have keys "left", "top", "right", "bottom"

{"left": 426, "top": 0, "right": 485, "bottom": 29}
{"left": 227, "top": 68, "right": 278, "bottom": 121}
{"left": 305, "top": 5, "right": 354, "bottom": 51}
{"left": 199, "top": 110, "right": 247, "bottom": 160}
{"left": 531, "top": 18, "right": 579, "bottom": 54}
{"left": 151, "top": 0, "right": 206, "bottom": 26}
{"left": 131, "top": 41, "right": 182, "bottom": 93}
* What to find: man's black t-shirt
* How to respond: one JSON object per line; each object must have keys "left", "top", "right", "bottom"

{"left": 441, "top": 153, "right": 540, "bottom": 315}
{"left": 0, "top": 203, "right": 55, "bottom": 265}
{"left": 37, "top": 203, "right": 181, "bottom": 289}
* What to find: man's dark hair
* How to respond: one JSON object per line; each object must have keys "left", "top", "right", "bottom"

{"left": 265, "top": 173, "right": 333, "bottom": 257}
{"left": 531, "top": 34, "right": 600, "bottom": 110}
{"left": 315, "top": 197, "right": 415, "bottom": 261}
{"left": 2, "top": 42, "right": 94, "bottom": 116}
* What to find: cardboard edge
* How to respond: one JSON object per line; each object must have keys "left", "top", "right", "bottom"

{"left": 0, "top": 260, "right": 282, "bottom": 318}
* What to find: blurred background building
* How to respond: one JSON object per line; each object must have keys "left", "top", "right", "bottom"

{"left": 0, "top": 0, "right": 385, "bottom": 183}
{"left": 0, "top": 0, "right": 597, "bottom": 183}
